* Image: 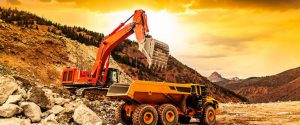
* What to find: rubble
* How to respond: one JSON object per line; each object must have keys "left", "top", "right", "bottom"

{"left": 20, "top": 102, "right": 42, "bottom": 123}
{"left": 0, "top": 117, "right": 31, "bottom": 125}
{"left": 28, "top": 87, "right": 53, "bottom": 109}
{"left": 53, "top": 97, "right": 69, "bottom": 105}
{"left": 4, "top": 94, "right": 23, "bottom": 104}
{"left": 0, "top": 76, "right": 19, "bottom": 105}
{"left": 48, "top": 105, "right": 64, "bottom": 115}
{"left": 15, "top": 87, "right": 27, "bottom": 99}
{"left": 85, "top": 99, "right": 123, "bottom": 123}
{"left": 73, "top": 104, "right": 102, "bottom": 125}
{"left": 41, "top": 114, "right": 58, "bottom": 125}
{"left": 0, "top": 104, "right": 22, "bottom": 117}
{"left": 0, "top": 68, "right": 124, "bottom": 124}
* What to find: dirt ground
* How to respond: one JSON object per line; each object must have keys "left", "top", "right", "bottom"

{"left": 217, "top": 101, "right": 300, "bottom": 125}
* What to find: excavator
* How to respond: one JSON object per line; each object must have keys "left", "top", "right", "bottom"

{"left": 61, "top": 10, "right": 169, "bottom": 98}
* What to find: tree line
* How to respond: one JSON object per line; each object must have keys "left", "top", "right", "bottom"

{"left": 0, "top": 7, "right": 104, "bottom": 46}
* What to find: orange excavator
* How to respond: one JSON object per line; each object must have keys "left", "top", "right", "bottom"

{"left": 61, "top": 10, "right": 169, "bottom": 97}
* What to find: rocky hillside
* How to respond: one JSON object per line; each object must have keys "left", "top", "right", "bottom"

{"left": 208, "top": 72, "right": 227, "bottom": 83}
{"left": 0, "top": 7, "right": 248, "bottom": 103}
{"left": 218, "top": 67, "right": 300, "bottom": 103}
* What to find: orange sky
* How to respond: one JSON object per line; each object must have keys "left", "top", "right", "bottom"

{"left": 1, "top": 0, "right": 300, "bottom": 78}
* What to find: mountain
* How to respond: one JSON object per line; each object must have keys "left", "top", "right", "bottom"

{"left": 230, "top": 77, "right": 241, "bottom": 81}
{"left": 208, "top": 72, "right": 227, "bottom": 83}
{"left": 219, "top": 67, "right": 300, "bottom": 103}
{"left": 0, "top": 7, "right": 247, "bottom": 103}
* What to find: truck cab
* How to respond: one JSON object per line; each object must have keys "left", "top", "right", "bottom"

{"left": 188, "top": 84, "right": 208, "bottom": 105}
{"left": 183, "top": 84, "right": 220, "bottom": 124}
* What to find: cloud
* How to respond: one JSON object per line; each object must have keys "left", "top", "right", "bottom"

{"left": 199, "top": 33, "right": 257, "bottom": 47}
{"left": 40, "top": 0, "right": 51, "bottom": 2}
{"left": 180, "top": 54, "right": 227, "bottom": 59}
{"left": 7, "top": 0, "right": 21, "bottom": 5}
{"left": 194, "top": 29, "right": 277, "bottom": 49}
{"left": 41, "top": 0, "right": 300, "bottom": 13}
{"left": 190, "top": 0, "right": 300, "bottom": 11}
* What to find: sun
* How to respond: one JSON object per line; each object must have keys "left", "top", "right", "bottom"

{"left": 126, "top": 9, "right": 181, "bottom": 54}
{"left": 144, "top": 10, "right": 180, "bottom": 43}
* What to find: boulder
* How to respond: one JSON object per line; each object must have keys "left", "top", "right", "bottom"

{"left": 64, "top": 101, "right": 81, "bottom": 112}
{"left": 54, "top": 97, "right": 69, "bottom": 105}
{"left": 20, "top": 102, "right": 42, "bottom": 123}
{"left": 15, "top": 87, "right": 27, "bottom": 99}
{"left": 0, "top": 76, "right": 19, "bottom": 105}
{"left": 4, "top": 95, "right": 22, "bottom": 104}
{"left": 48, "top": 105, "right": 64, "bottom": 115}
{"left": 0, "top": 104, "right": 22, "bottom": 117}
{"left": 42, "top": 105, "right": 64, "bottom": 118}
{"left": 40, "top": 122, "right": 59, "bottom": 125}
{"left": 28, "top": 87, "right": 53, "bottom": 109}
{"left": 41, "top": 114, "right": 58, "bottom": 125}
{"left": 56, "top": 110, "right": 73, "bottom": 123}
{"left": 56, "top": 101, "right": 78, "bottom": 123}
{"left": 0, "top": 117, "right": 31, "bottom": 125}
{"left": 12, "top": 76, "right": 34, "bottom": 91}
{"left": 73, "top": 104, "right": 102, "bottom": 125}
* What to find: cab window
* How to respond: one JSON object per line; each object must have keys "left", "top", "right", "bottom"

{"left": 197, "top": 86, "right": 201, "bottom": 95}
{"left": 111, "top": 71, "right": 118, "bottom": 83}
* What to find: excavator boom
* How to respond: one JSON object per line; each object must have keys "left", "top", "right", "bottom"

{"left": 61, "top": 10, "right": 169, "bottom": 87}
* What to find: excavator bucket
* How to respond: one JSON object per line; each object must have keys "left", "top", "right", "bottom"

{"left": 106, "top": 83, "right": 130, "bottom": 97}
{"left": 139, "top": 37, "right": 169, "bottom": 70}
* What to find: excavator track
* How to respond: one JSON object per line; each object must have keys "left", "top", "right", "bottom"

{"left": 65, "top": 86, "right": 109, "bottom": 100}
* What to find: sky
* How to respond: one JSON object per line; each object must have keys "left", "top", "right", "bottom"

{"left": 1, "top": 0, "right": 300, "bottom": 78}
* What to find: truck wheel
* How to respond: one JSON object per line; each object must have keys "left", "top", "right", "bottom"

{"left": 132, "top": 104, "right": 158, "bottom": 125}
{"left": 115, "top": 104, "right": 132, "bottom": 124}
{"left": 179, "top": 115, "right": 191, "bottom": 124}
{"left": 158, "top": 104, "right": 178, "bottom": 125}
{"left": 201, "top": 105, "right": 216, "bottom": 125}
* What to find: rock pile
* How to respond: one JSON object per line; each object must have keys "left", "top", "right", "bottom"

{"left": 0, "top": 75, "right": 122, "bottom": 125}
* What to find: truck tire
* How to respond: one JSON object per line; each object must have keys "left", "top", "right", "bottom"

{"left": 158, "top": 104, "right": 178, "bottom": 125}
{"left": 179, "top": 115, "right": 191, "bottom": 124}
{"left": 201, "top": 105, "right": 216, "bottom": 125}
{"left": 115, "top": 104, "right": 132, "bottom": 124}
{"left": 132, "top": 104, "right": 158, "bottom": 125}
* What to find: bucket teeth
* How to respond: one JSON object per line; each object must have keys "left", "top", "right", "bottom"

{"left": 139, "top": 37, "right": 169, "bottom": 70}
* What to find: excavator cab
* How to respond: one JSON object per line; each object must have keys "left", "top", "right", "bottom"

{"left": 103, "top": 68, "right": 120, "bottom": 87}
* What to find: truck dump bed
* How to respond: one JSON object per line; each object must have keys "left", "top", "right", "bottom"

{"left": 107, "top": 80, "right": 197, "bottom": 105}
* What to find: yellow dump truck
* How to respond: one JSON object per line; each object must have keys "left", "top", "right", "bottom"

{"left": 107, "top": 80, "right": 220, "bottom": 125}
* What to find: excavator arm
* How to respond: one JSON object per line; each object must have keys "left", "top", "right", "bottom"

{"left": 90, "top": 10, "right": 150, "bottom": 85}
{"left": 61, "top": 10, "right": 169, "bottom": 87}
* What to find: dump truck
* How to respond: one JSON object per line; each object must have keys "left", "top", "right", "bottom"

{"left": 61, "top": 10, "right": 169, "bottom": 96}
{"left": 107, "top": 81, "right": 220, "bottom": 125}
